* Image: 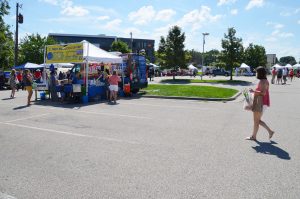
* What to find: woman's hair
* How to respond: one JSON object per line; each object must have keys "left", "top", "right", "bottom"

{"left": 112, "top": 70, "right": 117, "bottom": 75}
{"left": 105, "top": 68, "right": 110, "bottom": 75}
{"left": 256, "top": 66, "right": 267, "bottom": 79}
{"left": 11, "top": 69, "right": 16, "bottom": 75}
{"left": 25, "top": 69, "right": 30, "bottom": 74}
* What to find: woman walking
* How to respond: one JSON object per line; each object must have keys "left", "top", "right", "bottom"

{"left": 246, "top": 66, "right": 274, "bottom": 141}
{"left": 9, "top": 69, "right": 17, "bottom": 98}
{"left": 23, "top": 69, "right": 33, "bottom": 106}
{"left": 108, "top": 70, "right": 121, "bottom": 104}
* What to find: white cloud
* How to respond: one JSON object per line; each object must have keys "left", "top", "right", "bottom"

{"left": 280, "top": 12, "right": 291, "bottom": 17}
{"left": 97, "top": 16, "right": 110, "bottom": 21}
{"left": 61, "top": 6, "right": 89, "bottom": 17}
{"left": 128, "top": 6, "right": 156, "bottom": 25}
{"left": 246, "top": 0, "right": 264, "bottom": 10}
{"left": 177, "top": 6, "right": 223, "bottom": 31}
{"left": 217, "top": 0, "right": 237, "bottom": 6}
{"left": 155, "top": 9, "right": 176, "bottom": 22}
{"left": 103, "top": 19, "right": 122, "bottom": 31}
{"left": 230, "top": 9, "right": 238, "bottom": 15}
{"left": 278, "top": 32, "right": 294, "bottom": 38}
{"left": 266, "top": 22, "right": 284, "bottom": 29}
{"left": 39, "top": 0, "right": 58, "bottom": 6}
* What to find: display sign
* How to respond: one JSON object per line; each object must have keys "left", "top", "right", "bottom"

{"left": 45, "top": 43, "right": 83, "bottom": 63}
{"left": 34, "top": 83, "right": 48, "bottom": 91}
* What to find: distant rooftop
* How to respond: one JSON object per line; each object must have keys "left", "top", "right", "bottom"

{"left": 48, "top": 33, "right": 154, "bottom": 41}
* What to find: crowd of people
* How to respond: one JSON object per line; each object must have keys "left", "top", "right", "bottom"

{"left": 8, "top": 67, "right": 122, "bottom": 106}
{"left": 271, "top": 67, "right": 300, "bottom": 85}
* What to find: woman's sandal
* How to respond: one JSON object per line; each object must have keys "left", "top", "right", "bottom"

{"left": 245, "top": 136, "right": 257, "bottom": 141}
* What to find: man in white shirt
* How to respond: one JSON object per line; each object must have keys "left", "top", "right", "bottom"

{"left": 282, "top": 67, "right": 288, "bottom": 84}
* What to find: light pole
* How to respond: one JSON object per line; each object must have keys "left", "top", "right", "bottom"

{"left": 201, "top": 32, "right": 209, "bottom": 80}
{"left": 130, "top": 32, "right": 133, "bottom": 53}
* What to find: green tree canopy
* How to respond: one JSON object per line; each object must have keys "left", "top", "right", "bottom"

{"left": 279, "top": 56, "right": 297, "bottom": 65}
{"left": 110, "top": 40, "right": 130, "bottom": 53}
{"left": 0, "top": 0, "right": 13, "bottom": 69}
{"left": 158, "top": 26, "right": 189, "bottom": 79}
{"left": 244, "top": 43, "right": 267, "bottom": 68}
{"left": 19, "top": 33, "right": 56, "bottom": 64}
{"left": 221, "top": 27, "right": 244, "bottom": 80}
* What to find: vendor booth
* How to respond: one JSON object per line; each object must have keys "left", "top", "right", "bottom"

{"left": 45, "top": 40, "right": 123, "bottom": 103}
{"left": 13, "top": 62, "right": 49, "bottom": 97}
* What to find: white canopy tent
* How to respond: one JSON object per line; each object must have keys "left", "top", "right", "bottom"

{"left": 285, "top": 64, "right": 293, "bottom": 69}
{"left": 13, "top": 62, "right": 43, "bottom": 69}
{"left": 240, "top": 63, "right": 251, "bottom": 71}
{"left": 82, "top": 41, "right": 122, "bottom": 64}
{"left": 188, "top": 64, "right": 198, "bottom": 70}
{"left": 272, "top": 64, "right": 282, "bottom": 69}
{"left": 293, "top": 63, "right": 300, "bottom": 69}
{"left": 149, "top": 63, "right": 160, "bottom": 68}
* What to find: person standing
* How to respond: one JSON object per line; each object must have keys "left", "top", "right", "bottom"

{"left": 23, "top": 69, "right": 33, "bottom": 106}
{"left": 289, "top": 68, "right": 294, "bottom": 82}
{"left": 276, "top": 68, "right": 283, "bottom": 84}
{"left": 246, "top": 66, "right": 274, "bottom": 141}
{"left": 271, "top": 67, "right": 276, "bottom": 84}
{"left": 104, "top": 69, "right": 110, "bottom": 101}
{"left": 282, "top": 67, "right": 288, "bottom": 84}
{"left": 49, "top": 71, "right": 58, "bottom": 102}
{"left": 9, "top": 69, "right": 17, "bottom": 98}
{"left": 108, "top": 70, "right": 121, "bottom": 104}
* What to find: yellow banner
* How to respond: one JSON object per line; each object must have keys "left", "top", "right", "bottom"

{"left": 45, "top": 43, "right": 83, "bottom": 63}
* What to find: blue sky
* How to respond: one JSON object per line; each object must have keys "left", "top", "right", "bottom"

{"left": 4, "top": 0, "right": 300, "bottom": 61}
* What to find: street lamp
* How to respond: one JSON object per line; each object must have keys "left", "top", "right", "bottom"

{"left": 201, "top": 32, "right": 209, "bottom": 80}
{"left": 130, "top": 32, "right": 133, "bottom": 52}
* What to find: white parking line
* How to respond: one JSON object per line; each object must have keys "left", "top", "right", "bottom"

{"left": 0, "top": 122, "right": 139, "bottom": 145}
{"left": 0, "top": 192, "right": 17, "bottom": 199}
{"left": 4, "top": 113, "right": 50, "bottom": 123}
{"left": 0, "top": 103, "right": 151, "bottom": 120}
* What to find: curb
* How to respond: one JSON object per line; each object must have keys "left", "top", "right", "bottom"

{"left": 138, "top": 91, "right": 242, "bottom": 101}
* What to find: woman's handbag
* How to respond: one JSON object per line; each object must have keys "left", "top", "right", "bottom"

{"left": 243, "top": 89, "right": 253, "bottom": 111}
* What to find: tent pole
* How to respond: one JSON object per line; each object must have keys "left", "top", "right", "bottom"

{"left": 86, "top": 42, "right": 89, "bottom": 96}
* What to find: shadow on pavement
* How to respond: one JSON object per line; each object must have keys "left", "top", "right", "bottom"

{"left": 13, "top": 105, "right": 29, "bottom": 110}
{"left": 252, "top": 141, "right": 291, "bottom": 160}
{"left": 2, "top": 97, "right": 13, "bottom": 100}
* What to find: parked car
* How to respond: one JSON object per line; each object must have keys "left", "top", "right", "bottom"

{"left": 243, "top": 71, "right": 256, "bottom": 76}
{"left": 0, "top": 70, "right": 5, "bottom": 89}
{"left": 212, "top": 69, "right": 230, "bottom": 76}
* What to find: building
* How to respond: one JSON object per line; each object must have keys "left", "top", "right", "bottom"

{"left": 48, "top": 33, "right": 155, "bottom": 62}
{"left": 266, "top": 54, "right": 277, "bottom": 69}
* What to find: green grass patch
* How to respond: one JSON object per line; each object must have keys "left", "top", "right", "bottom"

{"left": 141, "top": 84, "right": 238, "bottom": 98}
{"left": 160, "top": 79, "right": 251, "bottom": 85}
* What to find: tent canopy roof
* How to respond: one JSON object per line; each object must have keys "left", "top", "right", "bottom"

{"left": 82, "top": 40, "right": 122, "bottom": 64}
{"left": 240, "top": 63, "right": 250, "bottom": 69}
{"left": 188, "top": 64, "right": 197, "bottom": 70}
{"left": 13, "top": 62, "right": 43, "bottom": 70}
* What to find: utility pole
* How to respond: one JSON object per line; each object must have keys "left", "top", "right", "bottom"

{"left": 14, "top": 3, "right": 23, "bottom": 67}
{"left": 201, "top": 32, "right": 209, "bottom": 80}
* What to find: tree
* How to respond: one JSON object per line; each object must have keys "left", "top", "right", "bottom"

{"left": 164, "top": 26, "right": 186, "bottom": 80}
{"left": 244, "top": 43, "right": 267, "bottom": 68}
{"left": 279, "top": 56, "right": 297, "bottom": 65}
{"left": 110, "top": 40, "right": 130, "bottom": 53}
{"left": 19, "top": 33, "right": 56, "bottom": 64}
{"left": 156, "top": 36, "right": 167, "bottom": 67}
{"left": 221, "top": 27, "right": 243, "bottom": 80}
{"left": 0, "top": 0, "right": 14, "bottom": 70}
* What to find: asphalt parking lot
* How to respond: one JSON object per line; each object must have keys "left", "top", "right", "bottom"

{"left": 0, "top": 77, "right": 300, "bottom": 199}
